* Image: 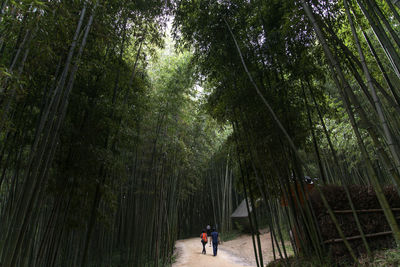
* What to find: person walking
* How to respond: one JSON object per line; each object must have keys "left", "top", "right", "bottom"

{"left": 206, "top": 224, "right": 211, "bottom": 247}
{"left": 200, "top": 229, "right": 208, "bottom": 254}
{"left": 211, "top": 227, "right": 219, "bottom": 256}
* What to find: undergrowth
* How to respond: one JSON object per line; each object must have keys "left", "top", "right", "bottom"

{"left": 220, "top": 230, "right": 241, "bottom": 242}
{"left": 267, "top": 248, "right": 400, "bottom": 266}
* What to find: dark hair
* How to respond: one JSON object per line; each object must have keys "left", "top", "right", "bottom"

{"left": 202, "top": 229, "right": 206, "bottom": 233}
{"left": 212, "top": 228, "right": 216, "bottom": 231}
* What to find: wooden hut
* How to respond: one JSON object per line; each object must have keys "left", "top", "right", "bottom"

{"left": 231, "top": 199, "right": 252, "bottom": 232}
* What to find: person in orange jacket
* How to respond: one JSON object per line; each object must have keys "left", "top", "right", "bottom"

{"left": 200, "top": 229, "right": 208, "bottom": 254}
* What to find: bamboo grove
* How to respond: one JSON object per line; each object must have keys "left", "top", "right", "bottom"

{"left": 174, "top": 0, "right": 400, "bottom": 265}
{"left": 0, "top": 0, "right": 230, "bottom": 266}
{"left": 2, "top": 0, "right": 400, "bottom": 266}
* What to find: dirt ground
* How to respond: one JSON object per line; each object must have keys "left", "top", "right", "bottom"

{"left": 221, "top": 230, "right": 275, "bottom": 266}
{"left": 173, "top": 230, "right": 275, "bottom": 267}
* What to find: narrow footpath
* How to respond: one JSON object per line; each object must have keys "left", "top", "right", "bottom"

{"left": 172, "top": 230, "right": 279, "bottom": 267}
{"left": 173, "top": 238, "right": 253, "bottom": 267}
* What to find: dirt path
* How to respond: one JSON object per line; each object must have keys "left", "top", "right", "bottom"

{"left": 173, "top": 231, "right": 277, "bottom": 267}
{"left": 222, "top": 231, "right": 276, "bottom": 266}
{"left": 172, "top": 238, "right": 252, "bottom": 267}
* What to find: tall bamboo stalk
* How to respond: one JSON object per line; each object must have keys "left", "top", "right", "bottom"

{"left": 301, "top": 0, "right": 400, "bottom": 245}
{"left": 357, "top": 0, "right": 400, "bottom": 79}
{"left": 363, "top": 31, "right": 400, "bottom": 106}
{"left": 345, "top": 0, "right": 400, "bottom": 187}
{"left": 0, "top": 4, "right": 88, "bottom": 265}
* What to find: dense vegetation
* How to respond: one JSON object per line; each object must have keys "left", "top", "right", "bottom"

{"left": 174, "top": 0, "right": 400, "bottom": 264}
{"left": 0, "top": 1, "right": 223, "bottom": 266}
{"left": 1, "top": 0, "right": 400, "bottom": 266}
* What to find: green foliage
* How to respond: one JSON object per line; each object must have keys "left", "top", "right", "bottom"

{"left": 369, "top": 248, "right": 400, "bottom": 266}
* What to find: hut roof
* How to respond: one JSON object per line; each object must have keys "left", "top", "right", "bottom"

{"left": 231, "top": 199, "right": 252, "bottom": 218}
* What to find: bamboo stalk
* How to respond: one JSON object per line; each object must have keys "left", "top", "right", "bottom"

{"left": 367, "top": 0, "right": 400, "bottom": 49}
{"left": 306, "top": 72, "right": 372, "bottom": 255}
{"left": 345, "top": 0, "right": 400, "bottom": 186}
{"left": 227, "top": 18, "right": 325, "bottom": 258}
{"left": 232, "top": 121, "right": 261, "bottom": 267}
{"left": 301, "top": 0, "right": 400, "bottom": 249}
{"left": 0, "top": 3, "right": 88, "bottom": 265}
{"left": 357, "top": 0, "right": 400, "bottom": 79}
{"left": 363, "top": 31, "right": 400, "bottom": 106}
{"left": 384, "top": 0, "right": 400, "bottom": 23}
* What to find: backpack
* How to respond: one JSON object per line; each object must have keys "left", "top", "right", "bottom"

{"left": 201, "top": 233, "right": 207, "bottom": 243}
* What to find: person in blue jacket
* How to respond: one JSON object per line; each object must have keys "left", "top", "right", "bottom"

{"left": 211, "top": 227, "right": 219, "bottom": 256}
